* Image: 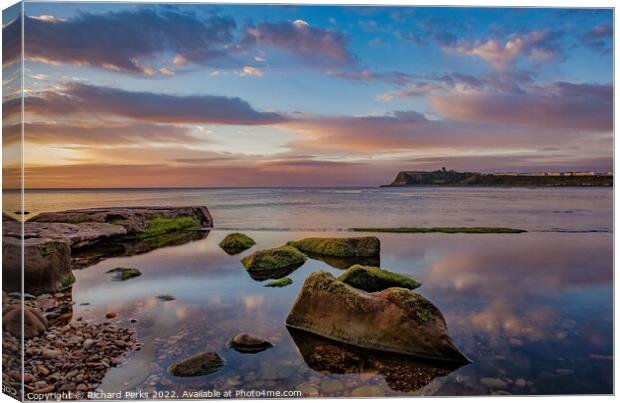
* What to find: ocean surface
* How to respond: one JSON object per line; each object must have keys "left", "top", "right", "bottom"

{"left": 16, "top": 188, "right": 616, "bottom": 396}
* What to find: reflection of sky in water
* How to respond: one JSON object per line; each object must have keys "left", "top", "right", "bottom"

{"left": 72, "top": 230, "right": 612, "bottom": 396}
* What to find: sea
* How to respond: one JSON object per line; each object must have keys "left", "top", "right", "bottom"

{"left": 8, "top": 187, "right": 614, "bottom": 396}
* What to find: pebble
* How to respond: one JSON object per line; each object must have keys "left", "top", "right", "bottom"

{"left": 297, "top": 383, "right": 319, "bottom": 397}
{"left": 480, "top": 377, "right": 508, "bottom": 390}
{"left": 105, "top": 312, "right": 117, "bottom": 319}
{"left": 350, "top": 385, "right": 384, "bottom": 397}
{"left": 320, "top": 379, "right": 344, "bottom": 393}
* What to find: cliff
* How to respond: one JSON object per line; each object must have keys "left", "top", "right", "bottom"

{"left": 385, "top": 170, "right": 613, "bottom": 187}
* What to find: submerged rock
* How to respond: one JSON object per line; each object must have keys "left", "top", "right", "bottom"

{"left": 228, "top": 333, "right": 274, "bottom": 353}
{"left": 156, "top": 295, "right": 176, "bottom": 301}
{"left": 107, "top": 267, "right": 142, "bottom": 281}
{"left": 338, "top": 265, "right": 421, "bottom": 292}
{"left": 288, "top": 327, "right": 466, "bottom": 393}
{"left": 287, "top": 236, "right": 380, "bottom": 257}
{"left": 169, "top": 351, "right": 225, "bottom": 377}
{"left": 241, "top": 246, "right": 307, "bottom": 280}
{"left": 3, "top": 305, "right": 48, "bottom": 338}
{"left": 219, "top": 233, "right": 256, "bottom": 254}
{"left": 286, "top": 271, "right": 468, "bottom": 363}
{"left": 265, "top": 278, "right": 293, "bottom": 288}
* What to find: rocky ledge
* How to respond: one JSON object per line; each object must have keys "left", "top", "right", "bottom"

{"left": 2, "top": 206, "right": 213, "bottom": 294}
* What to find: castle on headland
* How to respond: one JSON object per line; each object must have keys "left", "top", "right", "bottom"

{"left": 385, "top": 168, "right": 613, "bottom": 187}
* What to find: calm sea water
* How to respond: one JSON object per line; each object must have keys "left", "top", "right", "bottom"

{"left": 22, "top": 188, "right": 616, "bottom": 396}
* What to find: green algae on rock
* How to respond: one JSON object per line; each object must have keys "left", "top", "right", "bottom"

{"left": 265, "top": 277, "right": 293, "bottom": 287}
{"left": 228, "top": 333, "right": 274, "bottom": 353}
{"left": 107, "top": 267, "right": 142, "bottom": 281}
{"left": 219, "top": 233, "right": 256, "bottom": 254}
{"left": 287, "top": 236, "right": 380, "bottom": 257}
{"left": 241, "top": 246, "right": 307, "bottom": 280}
{"left": 286, "top": 271, "right": 469, "bottom": 363}
{"left": 169, "top": 351, "right": 225, "bottom": 377}
{"left": 351, "top": 227, "right": 527, "bottom": 234}
{"left": 338, "top": 265, "right": 421, "bottom": 292}
{"left": 142, "top": 216, "right": 202, "bottom": 237}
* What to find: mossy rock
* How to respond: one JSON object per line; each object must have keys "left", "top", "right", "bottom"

{"left": 338, "top": 265, "right": 421, "bottom": 292}
{"left": 286, "top": 271, "right": 469, "bottom": 363}
{"left": 107, "top": 267, "right": 142, "bottom": 281}
{"left": 228, "top": 333, "right": 274, "bottom": 353}
{"left": 265, "top": 278, "right": 293, "bottom": 287}
{"left": 287, "top": 236, "right": 380, "bottom": 257}
{"left": 169, "top": 351, "right": 225, "bottom": 377}
{"left": 219, "top": 233, "right": 256, "bottom": 255}
{"left": 142, "top": 216, "right": 202, "bottom": 237}
{"left": 241, "top": 246, "right": 307, "bottom": 279}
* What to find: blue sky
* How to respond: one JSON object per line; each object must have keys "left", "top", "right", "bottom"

{"left": 2, "top": 3, "right": 613, "bottom": 187}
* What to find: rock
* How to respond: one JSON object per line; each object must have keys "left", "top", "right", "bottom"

{"left": 287, "top": 236, "right": 380, "bottom": 257}
{"left": 297, "top": 383, "right": 319, "bottom": 397}
{"left": 83, "top": 339, "right": 96, "bottom": 350}
{"left": 41, "top": 348, "right": 61, "bottom": 359}
{"left": 241, "top": 246, "right": 307, "bottom": 281}
{"left": 480, "top": 377, "right": 508, "bottom": 390}
{"left": 31, "top": 206, "right": 213, "bottom": 235}
{"left": 351, "top": 385, "right": 384, "bottom": 397}
{"left": 219, "top": 233, "right": 256, "bottom": 255}
{"left": 228, "top": 333, "right": 274, "bottom": 353}
{"left": 3, "top": 305, "right": 48, "bottom": 338}
{"left": 105, "top": 312, "right": 117, "bottom": 319}
{"left": 265, "top": 278, "right": 293, "bottom": 288}
{"left": 3, "top": 236, "right": 72, "bottom": 294}
{"left": 515, "top": 378, "right": 527, "bottom": 387}
{"left": 338, "top": 265, "right": 421, "bottom": 292}
{"left": 168, "top": 352, "right": 225, "bottom": 377}
{"left": 286, "top": 271, "right": 468, "bottom": 363}
{"left": 156, "top": 295, "right": 175, "bottom": 301}
{"left": 4, "top": 220, "right": 127, "bottom": 249}
{"left": 106, "top": 267, "right": 142, "bottom": 281}
{"left": 320, "top": 379, "right": 343, "bottom": 393}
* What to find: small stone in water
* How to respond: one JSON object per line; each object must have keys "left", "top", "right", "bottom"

{"left": 480, "top": 377, "right": 508, "bottom": 390}
{"left": 105, "top": 312, "right": 117, "bottom": 319}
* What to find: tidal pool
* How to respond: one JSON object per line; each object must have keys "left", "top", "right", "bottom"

{"left": 70, "top": 230, "right": 612, "bottom": 397}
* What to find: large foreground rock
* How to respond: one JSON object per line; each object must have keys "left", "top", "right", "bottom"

{"left": 286, "top": 271, "right": 468, "bottom": 363}
{"left": 31, "top": 206, "right": 213, "bottom": 235}
{"left": 288, "top": 236, "right": 380, "bottom": 257}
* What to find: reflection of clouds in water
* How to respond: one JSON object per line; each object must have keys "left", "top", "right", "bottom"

{"left": 460, "top": 300, "right": 556, "bottom": 341}
{"left": 243, "top": 295, "right": 266, "bottom": 310}
{"left": 416, "top": 234, "right": 611, "bottom": 298}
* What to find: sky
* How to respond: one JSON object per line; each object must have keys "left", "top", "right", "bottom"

{"left": 1, "top": 3, "right": 614, "bottom": 188}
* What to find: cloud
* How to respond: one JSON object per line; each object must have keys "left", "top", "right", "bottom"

{"left": 447, "top": 30, "right": 562, "bottom": 70}
{"left": 243, "top": 19, "right": 354, "bottom": 65}
{"left": 16, "top": 157, "right": 397, "bottom": 188}
{"left": 19, "top": 83, "right": 288, "bottom": 125}
{"left": 581, "top": 23, "right": 612, "bottom": 54}
{"left": 3, "top": 8, "right": 237, "bottom": 74}
{"left": 4, "top": 122, "right": 202, "bottom": 147}
{"left": 240, "top": 66, "right": 264, "bottom": 77}
{"left": 434, "top": 81, "right": 612, "bottom": 132}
